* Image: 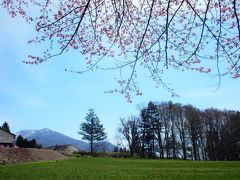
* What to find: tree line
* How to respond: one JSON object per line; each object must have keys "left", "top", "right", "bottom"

{"left": 16, "top": 135, "right": 42, "bottom": 148}
{"left": 118, "top": 101, "right": 240, "bottom": 160}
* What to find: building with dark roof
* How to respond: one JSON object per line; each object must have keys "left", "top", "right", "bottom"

{"left": 0, "top": 128, "right": 16, "bottom": 147}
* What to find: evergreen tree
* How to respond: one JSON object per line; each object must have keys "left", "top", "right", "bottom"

{"left": 78, "top": 109, "right": 107, "bottom": 154}
{"left": 140, "top": 101, "right": 159, "bottom": 158}
{"left": 16, "top": 135, "right": 25, "bottom": 147}
{"left": 16, "top": 135, "right": 41, "bottom": 148}
{"left": 1, "top": 121, "right": 10, "bottom": 132}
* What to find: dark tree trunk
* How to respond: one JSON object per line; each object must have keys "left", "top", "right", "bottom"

{"left": 90, "top": 138, "right": 93, "bottom": 154}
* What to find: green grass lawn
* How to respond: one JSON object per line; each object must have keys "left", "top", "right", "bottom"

{"left": 0, "top": 157, "right": 239, "bottom": 179}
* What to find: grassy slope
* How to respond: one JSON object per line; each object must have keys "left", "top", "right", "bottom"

{"left": 0, "top": 158, "right": 239, "bottom": 179}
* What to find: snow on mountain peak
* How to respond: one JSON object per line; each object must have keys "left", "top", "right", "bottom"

{"left": 40, "top": 128, "right": 51, "bottom": 133}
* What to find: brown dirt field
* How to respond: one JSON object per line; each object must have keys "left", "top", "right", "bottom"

{"left": 0, "top": 147, "right": 67, "bottom": 164}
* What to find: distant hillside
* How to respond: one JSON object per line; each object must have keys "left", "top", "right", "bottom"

{"left": 16, "top": 128, "right": 115, "bottom": 151}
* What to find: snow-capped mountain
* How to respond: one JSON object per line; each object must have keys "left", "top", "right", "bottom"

{"left": 16, "top": 128, "right": 88, "bottom": 150}
{"left": 16, "top": 128, "right": 115, "bottom": 151}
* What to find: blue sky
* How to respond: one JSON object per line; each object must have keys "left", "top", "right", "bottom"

{"left": 0, "top": 8, "right": 240, "bottom": 144}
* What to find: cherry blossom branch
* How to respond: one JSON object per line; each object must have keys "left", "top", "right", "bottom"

{"left": 124, "top": 0, "right": 155, "bottom": 92}
{"left": 165, "top": 0, "right": 171, "bottom": 69}
{"left": 233, "top": 0, "right": 240, "bottom": 42}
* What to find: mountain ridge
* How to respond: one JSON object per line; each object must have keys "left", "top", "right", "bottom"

{"left": 16, "top": 128, "right": 115, "bottom": 151}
